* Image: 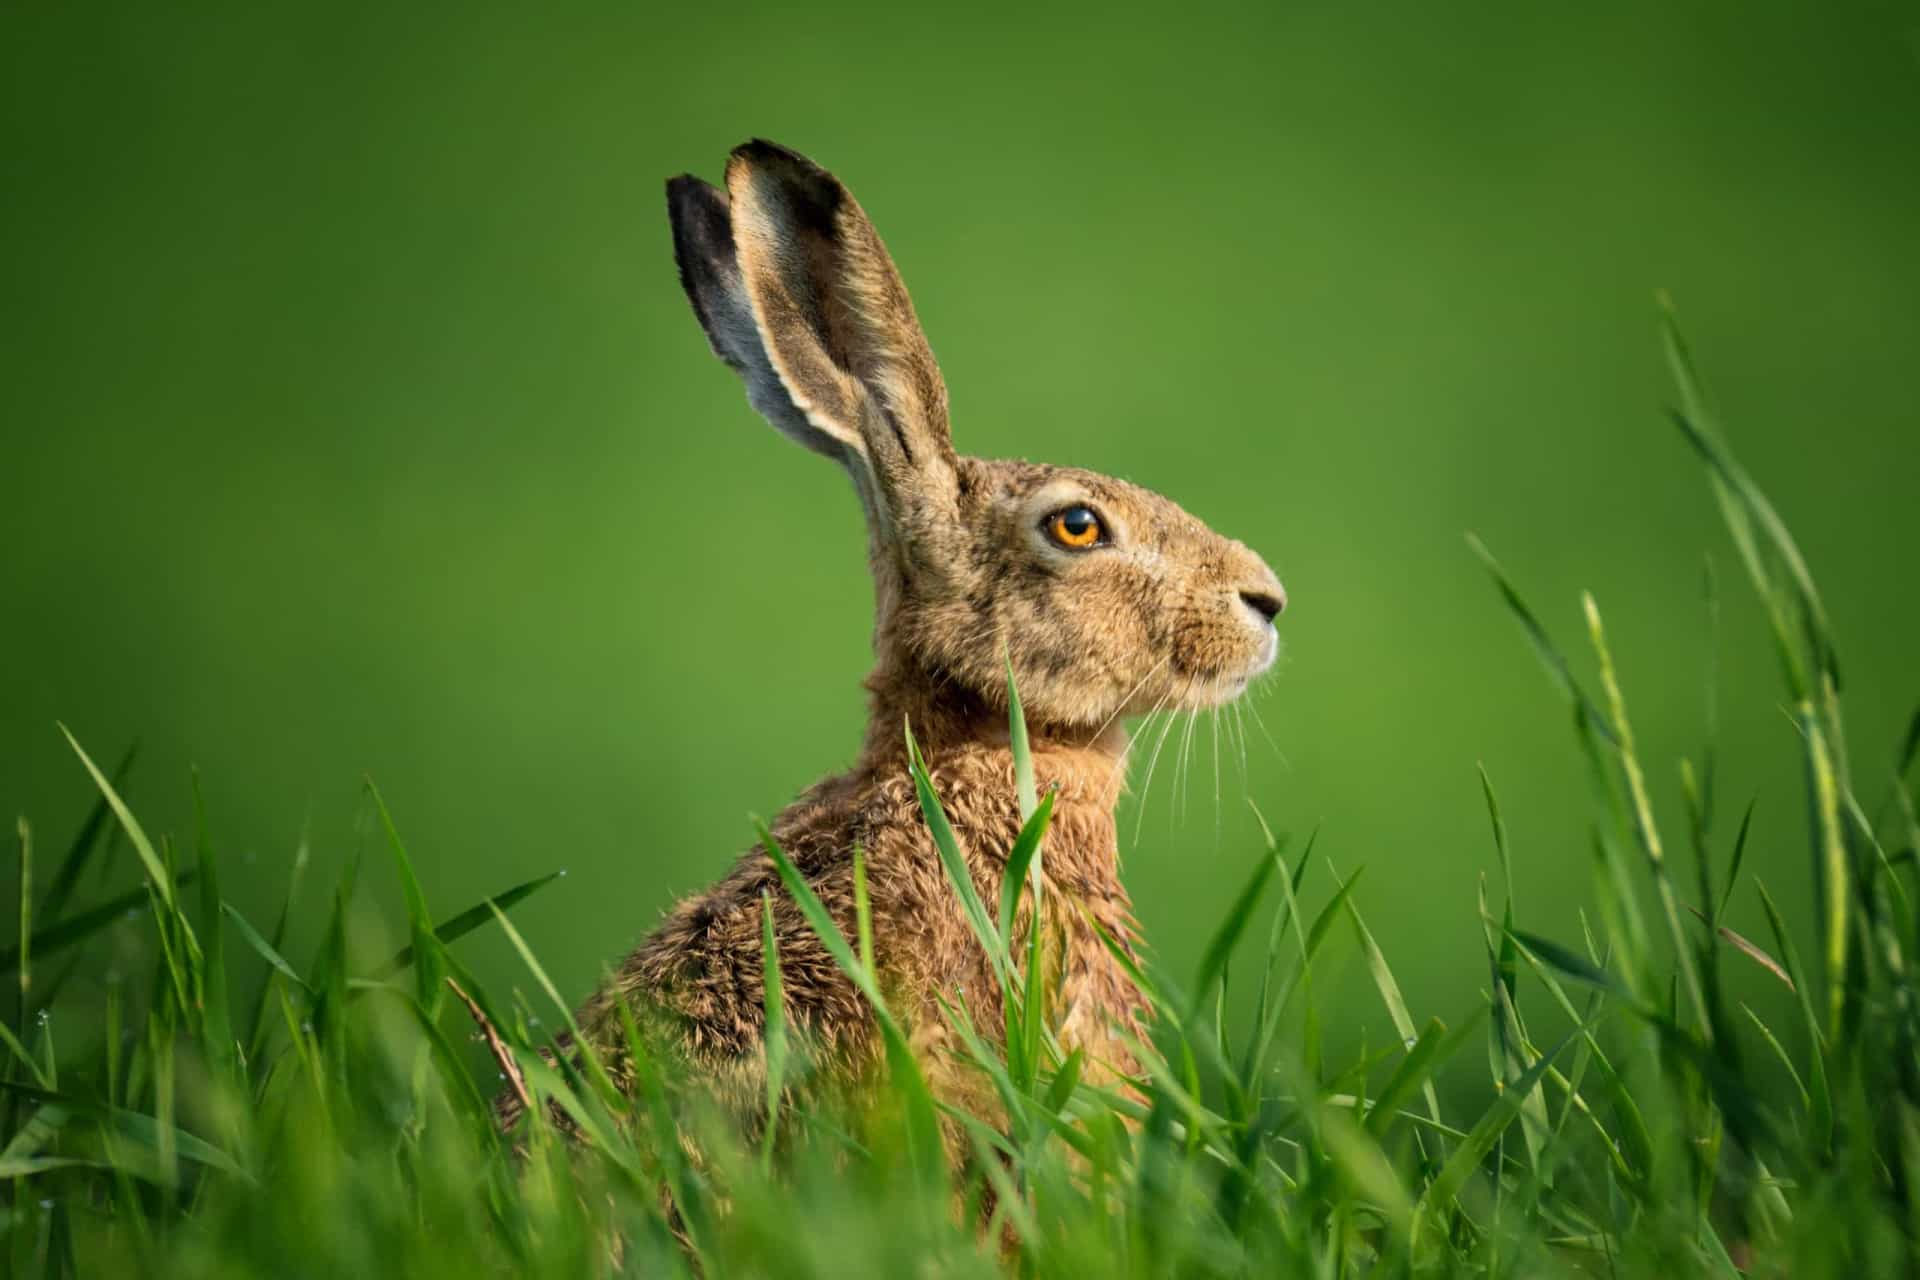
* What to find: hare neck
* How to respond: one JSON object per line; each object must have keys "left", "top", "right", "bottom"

{"left": 857, "top": 657, "right": 1131, "bottom": 811}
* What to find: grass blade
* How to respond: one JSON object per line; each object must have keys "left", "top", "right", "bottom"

{"left": 905, "top": 720, "right": 1010, "bottom": 993}
{"left": 759, "top": 891, "right": 789, "bottom": 1165}
{"left": 369, "top": 870, "right": 565, "bottom": 980}
{"left": 997, "top": 791, "right": 1055, "bottom": 944}
{"left": 221, "top": 901, "right": 310, "bottom": 992}
{"left": 1416, "top": 1031, "right": 1577, "bottom": 1230}
{"left": 366, "top": 781, "right": 443, "bottom": 1014}
{"left": 1189, "top": 846, "right": 1279, "bottom": 1017}
{"left": 16, "top": 817, "right": 31, "bottom": 1021}
{"left": 1756, "top": 880, "right": 1833, "bottom": 1148}
{"left": 191, "top": 775, "right": 236, "bottom": 1081}
{"left": 757, "top": 821, "right": 944, "bottom": 1184}
{"left": 57, "top": 727, "right": 188, "bottom": 934}
{"left": 37, "top": 742, "right": 137, "bottom": 927}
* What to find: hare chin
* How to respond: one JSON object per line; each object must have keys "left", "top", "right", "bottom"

{"left": 1187, "top": 671, "right": 1261, "bottom": 710}
{"left": 1187, "top": 635, "right": 1282, "bottom": 709}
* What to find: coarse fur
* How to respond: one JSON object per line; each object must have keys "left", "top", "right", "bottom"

{"left": 497, "top": 141, "right": 1287, "bottom": 1159}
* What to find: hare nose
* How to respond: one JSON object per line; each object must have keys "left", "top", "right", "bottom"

{"left": 1238, "top": 588, "right": 1286, "bottom": 624}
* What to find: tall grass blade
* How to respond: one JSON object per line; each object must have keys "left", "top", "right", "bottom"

{"left": 1756, "top": 880, "right": 1833, "bottom": 1148}
{"left": 0, "top": 874, "right": 195, "bottom": 972}
{"left": 57, "top": 727, "right": 190, "bottom": 934}
{"left": 1416, "top": 1032, "right": 1576, "bottom": 1234}
{"left": 759, "top": 891, "right": 788, "bottom": 1165}
{"left": 369, "top": 870, "right": 565, "bottom": 980}
{"left": 905, "top": 720, "right": 1010, "bottom": 992}
{"left": 1189, "top": 846, "right": 1278, "bottom": 1018}
{"left": 757, "top": 820, "right": 944, "bottom": 1185}
{"left": 16, "top": 817, "right": 30, "bottom": 1021}
{"left": 1007, "top": 652, "right": 1037, "bottom": 822}
{"left": 191, "top": 775, "right": 236, "bottom": 1081}
{"left": 367, "top": 782, "right": 444, "bottom": 1014}
{"left": 37, "top": 742, "right": 136, "bottom": 927}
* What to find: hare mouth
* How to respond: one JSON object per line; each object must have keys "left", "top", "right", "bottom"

{"left": 1185, "top": 664, "right": 1271, "bottom": 710}
{"left": 1191, "top": 673, "right": 1256, "bottom": 709}
{"left": 1184, "top": 635, "right": 1279, "bottom": 709}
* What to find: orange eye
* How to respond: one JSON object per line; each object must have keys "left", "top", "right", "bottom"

{"left": 1045, "top": 505, "right": 1105, "bottom": 550}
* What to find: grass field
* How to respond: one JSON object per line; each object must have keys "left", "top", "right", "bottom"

{"left": 3, "top": 315, "right": 1915, "bottom": 1276}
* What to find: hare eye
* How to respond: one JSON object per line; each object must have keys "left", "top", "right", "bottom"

{"left": 1044, "top": 505, "right": 1106, "bottom": 551}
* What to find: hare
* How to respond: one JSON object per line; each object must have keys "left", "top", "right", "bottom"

{"left": 498, "top": 140, "right": 1285, "bottom": 1153}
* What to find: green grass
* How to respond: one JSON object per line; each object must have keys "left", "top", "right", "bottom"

{"left": 4, "top": 313, "right": 1918, "bottom": 1277}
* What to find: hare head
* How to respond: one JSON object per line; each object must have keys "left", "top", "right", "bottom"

{"left": 668, "top": 141, "right": 1285, "bottom": 743}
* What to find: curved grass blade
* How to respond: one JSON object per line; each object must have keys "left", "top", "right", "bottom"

{"left": 1740, "top": 1002, "right": 1810, "bottom": 1113}
{"left": 1188, "top": 846, "right": 1279, "bottom": 1020}
{"left": 368, "top": 870, "right": 564, "bottom": 981}
{"left": 1007, "top": 652, "right": 1037, "bottom": 822}
{"left": 221, "top": 901, "right": 310, "bottom": 992}
{"left": 757, "top": 820, "right": 944, "bottom": 1184}
{"left": 58, "top": 726, "right": 188, "bottom": 931}
{"left": 0, "top": 877, "right": 197, "bottom": 973}
{"left": 1717, "top": 798, "right": 1756, "bottom": 920}
{"left": 997, "top": 792, "right": 1055, "bottom": 945}
{"left": 1416, "top": 1031, "right": 1576, "bottom": 1231}
{"left": 1683, "top": 903, "right": 1794, "bottom": 991}
{"left": 15, "top": 817, "right": 29, "bottom": 1023}
{"left": 365, "top": 780, "right": 444, "bottom": 1012}
{"left": 192, "top": 776, "right": 237, "bottom": 1083}
{"left": 0, "top": 1081, "right": 251, "bottom": 1182}
{"left": 1465, "top": 537, "right": 1613, "bottom": 743}
{"left": 905, "top": 720, "right": 1010, "bottom": 993}
{"left": 1366, "top": 1015, "right": 1480, "bottom": 1138}
{"left": 1510, "top": 930, "right": 1640, "bottom": 1006}
{"left": 1756, "top": 880, "right": 1832, "bottom": 1149}
{"left": 38, "top": 741, "right": 137, "bottom": 927}
{"left": 1348, "top": 889, "right": 1447, "bottom": 1143}
{"left": 759, "top": 891, "right": 789, "bottom": 1165}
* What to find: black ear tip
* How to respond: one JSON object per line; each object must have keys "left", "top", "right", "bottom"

{"left": 666, "top": 173, "right": 725, "bottom": 213}
{"left": 666, "top": 175, "right": 731, "bottom": 251}
{"left": 727, "top": 140, "right": 843, "bottom": 229}
{"left": 734, "top": 138, "right": 808, "bottom": 167}
{"left": 730, "top": 139, "right": 837, "bottom": 188}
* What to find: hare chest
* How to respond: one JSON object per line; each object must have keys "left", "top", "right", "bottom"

{"left": 868, "top": 762, "right": 1148, "bottom": 1108}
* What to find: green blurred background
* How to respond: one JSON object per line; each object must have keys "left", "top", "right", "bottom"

{"left": 3, "top": 3, "right": 1916, "bottom": 1065}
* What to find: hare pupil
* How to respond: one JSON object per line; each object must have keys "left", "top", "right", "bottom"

{"left": 1051, "top": 505, "right": 1102, "bottom": 548}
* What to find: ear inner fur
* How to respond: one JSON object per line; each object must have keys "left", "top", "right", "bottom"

{"left": 724, "top": 141, "right": 960, "bottom": 546}
{"left": 665, "top": 175, "right": 866, "bottom": 467}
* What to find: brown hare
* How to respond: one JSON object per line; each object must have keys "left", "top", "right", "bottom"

{"left": 498, "top": 140, "right": 1285, "bottom": 1153}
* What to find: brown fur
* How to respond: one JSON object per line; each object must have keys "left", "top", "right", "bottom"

{"left": 497, "top": 142, "right": 1286, "bottom": 1163}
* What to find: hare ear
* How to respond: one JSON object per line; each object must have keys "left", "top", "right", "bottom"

{"left": 667, "top": 174, "right": 868, "bottom": 470}
{"left": 720, "top": 140, "right": 959, "bottom": 532}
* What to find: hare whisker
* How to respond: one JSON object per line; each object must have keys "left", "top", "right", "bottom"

{"left": 1174, "top": 701, "right": 1201, "bottom": 828}
{"left": 1129, "top": 681, "right": 1187, "bottom": 841}
{"left": 1210, "top": 706, "right": 1223, "bottom": 837}
{"left": 1232, "top": 701, "right": 1251, "bottom": 793}
{"left": 1083, "top": 655, "right": 1171, "bottom": 750}
{"left": 1241, "top": 683, "right": 1283, "bottom": 759}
